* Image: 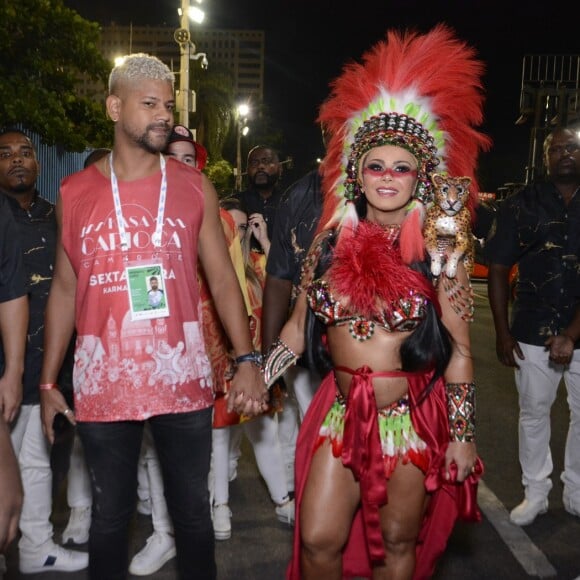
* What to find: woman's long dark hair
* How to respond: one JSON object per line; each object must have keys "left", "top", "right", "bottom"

{"left": 304, "top": 199, "right": 453, "bottom": 403}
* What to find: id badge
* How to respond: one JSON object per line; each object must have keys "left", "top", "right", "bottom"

{"left": 125, "top": 263, "right": 170, "bottom": 321}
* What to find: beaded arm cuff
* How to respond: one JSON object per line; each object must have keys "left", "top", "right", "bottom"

{"left": 262, "top": 338, "right": 298, "bottom": 387}
{"left": 446, "top": 381, "right": 476, "bottom": 442}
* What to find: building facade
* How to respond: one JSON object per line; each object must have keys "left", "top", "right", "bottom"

{"left": 80, "top": 24, "right": 264, "bottom": 106}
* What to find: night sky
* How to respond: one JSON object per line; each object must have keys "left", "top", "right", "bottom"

{"left": 65, "top": 0, "right": 580, "bottom": 191}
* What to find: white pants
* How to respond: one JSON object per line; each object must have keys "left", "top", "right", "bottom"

{"left": 213, "top": 414, "right": 290, "bottom": 506}
{"left": 66, "top": 432, "right": 91, "bottom": 509}
{"left": 10, "top": 405, "right": 54, "bottom": 552}
{"left": 284, "top": 365, "right": 321, "bottom": 419}
{"left": 139, "top": 425, "right": 173, "bottom": 534}
{"left": 276, "top": 366, "right": 321, "bottom": 487}
{"left": 515, "top": 342, "right": 580, "bottom": 501}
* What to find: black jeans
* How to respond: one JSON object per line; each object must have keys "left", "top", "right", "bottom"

{"left": 77, "top": 407, "right": 215, "bottom": 580}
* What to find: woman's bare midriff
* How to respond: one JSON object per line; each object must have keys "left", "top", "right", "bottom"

{"left": 326, "top": 325, "right": 413, "bottom": 408}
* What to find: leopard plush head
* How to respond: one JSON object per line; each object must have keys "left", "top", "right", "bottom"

{"left": 431, "top": 173, "right": 471, "bottom": 217}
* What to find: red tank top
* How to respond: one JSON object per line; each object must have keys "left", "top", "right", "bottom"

{"left": 60, "top": 157, "right": 214, "bottom": 421}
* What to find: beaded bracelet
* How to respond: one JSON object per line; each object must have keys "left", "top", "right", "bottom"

{"left": 234, "top": 351, "right": 262, "bottom": 367}
{"left": 446, "top": 381, "right": 476, "bottom": 442}
{"left": 262, "top": 338, "right": 298, "bottom": 387}
{"left": 39, "top": 383, "right": 60, "bottom": 391}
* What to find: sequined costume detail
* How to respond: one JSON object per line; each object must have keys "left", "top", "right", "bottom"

{"left": 317, "top": 391, "right": 429, "bottom": 477}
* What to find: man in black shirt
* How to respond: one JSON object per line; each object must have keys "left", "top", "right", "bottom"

{"left": 262, "top": 168, "right": 324, "bottom": 493}
{"left": 0, "top": 129, "right": 88, "bottom": 573}
{"left": 235, "top": 146, "right": 283, "bottom": 250}
{"left": 486, "top": 127, "right": 580, "bottom": 525}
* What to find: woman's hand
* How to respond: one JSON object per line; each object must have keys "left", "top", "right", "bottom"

{"left": 444, "top": 441, "right": 477, "bottom": 482}
{"left": 248, "top": 213, "right": 270, "bottom": 255}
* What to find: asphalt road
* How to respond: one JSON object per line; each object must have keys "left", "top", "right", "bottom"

{"left": 2, "top": 280, "right": 579, "bottom": 579}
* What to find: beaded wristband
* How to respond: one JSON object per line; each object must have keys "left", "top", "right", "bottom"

{"left": 39, "top": 383, "right": 59, "bottom": 391}
{"left": 235, "top": 351, "right": 262, "bottom": 367}
{"left": 262, "top": 338, "right": 298, "bottom": 387}
{"left": 446, "top": 381, "right": 476, "bottom": 442}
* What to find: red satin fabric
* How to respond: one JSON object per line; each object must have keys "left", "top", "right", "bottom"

{"left": 338, "top": 365, "right": 417, "bottom": 564}
{"left": 286, "top": 367, "right": 483, "bottom": 580}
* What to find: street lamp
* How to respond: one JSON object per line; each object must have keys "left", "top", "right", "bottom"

{"left": 175, "top": 0, "right": 206, "bottom": 127}
{"left": 235, "top": 103, "right": 250, "bottom": 191}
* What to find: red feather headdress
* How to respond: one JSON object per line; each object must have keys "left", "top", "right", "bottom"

{"left": 317, "top": 24, "right": 491, "bottom": 263}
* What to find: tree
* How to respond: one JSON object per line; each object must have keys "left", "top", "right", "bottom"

{"left": 0, "top": 0, "right": 112, "bottom": 150}
{"left": 191, "top": 63, "right": 235, "bottom": 162}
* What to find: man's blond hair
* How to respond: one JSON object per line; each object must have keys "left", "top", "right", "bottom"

{"left": 108, "top": 53, "right": 174, "bottom": 94}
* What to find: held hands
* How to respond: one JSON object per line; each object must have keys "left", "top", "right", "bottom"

{"left": 225, "top": 361, "right": 269, "bottom": 417}
{"left": 40, "top": 388, "right": 75, "bottom": 444}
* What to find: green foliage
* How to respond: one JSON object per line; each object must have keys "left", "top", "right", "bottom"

{"left": 0, "top": 0, "right": 112, "bottom": 150}
{"left": 190, "top": 62, "right": 236, "bottom": 163}
{"left": 205, "top": 158, "right": 235, "bottom": 196}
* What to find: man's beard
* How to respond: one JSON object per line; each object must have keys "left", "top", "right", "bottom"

{"left": 251, "top": 173, "right": 279, "bottom": 190}
{"left": 133, "top": 123, "right": 171, "bottom": 154}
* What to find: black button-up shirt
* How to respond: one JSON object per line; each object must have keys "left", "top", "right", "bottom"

{"left": 1, "top": 192, "right": 60, "bottom": 404}
{"left": 485, "top": 181, "right": 580, "bottom": 346}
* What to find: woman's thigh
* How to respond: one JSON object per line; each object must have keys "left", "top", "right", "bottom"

{"left": 380, "top": 461, "right": 427, "bottom": 543}
{"left": 300, "top": 440, "right": 361, "bottom": 550}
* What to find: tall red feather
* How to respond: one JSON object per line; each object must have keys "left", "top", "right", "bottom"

{"left": 317, "top": 25, "right": 491, "bottom": 239}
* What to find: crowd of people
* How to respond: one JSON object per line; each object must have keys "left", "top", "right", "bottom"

{"left": 0, "top": 22, "right": 579, "bottom": 580}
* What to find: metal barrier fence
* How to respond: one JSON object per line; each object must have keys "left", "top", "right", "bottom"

{"left": 14, "top": 126, "right": 89, "bottom": 204}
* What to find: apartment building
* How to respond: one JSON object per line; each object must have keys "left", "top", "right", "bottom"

{"left": 80, "top": 24, "right": 265, "bottom": 106}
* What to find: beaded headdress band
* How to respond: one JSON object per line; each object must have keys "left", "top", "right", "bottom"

{"left": 344, "top": 112, "right": 440, "bottom": 205}
{"left": 317, "top": 25, "right": 491, "bottom": 264}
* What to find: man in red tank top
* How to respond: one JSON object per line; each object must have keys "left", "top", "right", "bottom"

{"left": 37, "top": 53, "right": 267, "bottom": 580}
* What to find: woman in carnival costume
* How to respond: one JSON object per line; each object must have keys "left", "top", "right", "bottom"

{"left": 261, "top": 25, "right": 491, "bottom": 579}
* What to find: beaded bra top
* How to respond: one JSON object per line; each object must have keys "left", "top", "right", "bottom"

{"left": 306, "top": 279, "right": 426, "bottom": 338}
{"left": 303, "top": 222, "right": 433, "bottom": 341}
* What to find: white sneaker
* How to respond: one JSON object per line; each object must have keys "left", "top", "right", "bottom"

{"left": 19, "top": 542, "right": 88, "bottom": 574}
{"left": 275, "top": 498, "right": 295, "bottom": 525}
{"left": 509, "top": 497, "right": 548, "bottom": 526}
{"left": 129, "top": 531, "right": 176, "bottom": 576}
{"left": 213, "top": 504, "right": 232, "bottom": 540}
{"left": 137, "top": 497, "right": 153, "bottom": 516}
{"left": 563, "top": 491, "right": 580, "bottom": 517}
{"left": 62, "top": 506, "right": 91, "bottom": 545}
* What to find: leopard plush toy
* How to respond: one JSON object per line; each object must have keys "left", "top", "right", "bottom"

{"left": 423, "top": 173, "right": 474, "bottom": 278}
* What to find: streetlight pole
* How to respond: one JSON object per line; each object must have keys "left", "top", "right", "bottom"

{"left": 235, "top": 103, "right": 250, "bottom": 191}
{"left": 236, "top": 118, "right": 243, "bottom": 191}
{"left": 178, "top": 0, "right": 190, "bottom": 126}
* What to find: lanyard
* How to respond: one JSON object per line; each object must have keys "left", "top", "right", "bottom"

{"left": 109, "top": 152, "right": 167, "bottom": 251}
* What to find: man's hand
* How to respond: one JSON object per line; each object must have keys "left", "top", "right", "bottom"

{"left": 495, "top": 331, "right": 524, "bottom": 368}
{"left": 226, "top": 362, "right": 268, "bottom": 417}
{"left": 40, "top": 389, "right": 75, "bottom": 444}
{"left": 0, "top": 373, "right": 22, "bottom": 423}
{"left": 545, "top": 333, "right": 574, "bottom": 366}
